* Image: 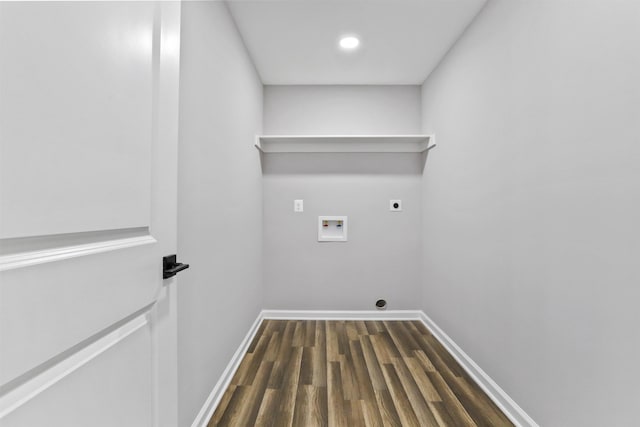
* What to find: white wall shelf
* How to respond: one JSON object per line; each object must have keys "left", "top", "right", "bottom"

{"left": 255, "top": 134, "right": 435, "bottom": 154}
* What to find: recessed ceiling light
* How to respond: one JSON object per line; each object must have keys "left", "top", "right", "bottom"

{"left": 339, "top": 36, "right": 360, "bottom": 50}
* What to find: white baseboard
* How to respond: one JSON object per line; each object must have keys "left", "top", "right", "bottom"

{"left": 418, "top": 312, "right": 538, "bottom": 427}
{"left": 192, "top": 309, "right": 537, "bottom": 427}
{"left": 261, "top": 309, "right": 423, "bottom": 320}
{"left": 190, "top": 312, "right": 264, "bottom": 427}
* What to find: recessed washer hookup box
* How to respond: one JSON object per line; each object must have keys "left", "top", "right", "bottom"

{"left": 318, "top": 216, "right": 348, "bottom": 242}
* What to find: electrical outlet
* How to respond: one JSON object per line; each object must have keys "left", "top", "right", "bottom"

{"left": 294, "top": 199, "right": 304, "bottom": 212}
{"left": 390, "top": 200, "right": 402, "bottom": 211}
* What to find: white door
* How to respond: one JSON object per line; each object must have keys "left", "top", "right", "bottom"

{"left": 0, "top": 2, "right": 181, "bottom": 426}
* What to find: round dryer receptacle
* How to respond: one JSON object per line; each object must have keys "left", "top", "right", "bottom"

{"left": 375, "top": 299, "right": 387, "bottom": 310}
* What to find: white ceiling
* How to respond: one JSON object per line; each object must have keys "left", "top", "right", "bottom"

{"left": 226, "top": 0, "right": 487, "bottom": 85}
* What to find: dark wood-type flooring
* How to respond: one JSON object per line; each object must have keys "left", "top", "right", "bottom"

{"left": 209, "top": 320, "right": 514, "bottom": 426}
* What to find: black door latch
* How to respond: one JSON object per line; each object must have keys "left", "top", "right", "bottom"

{"left": 163, "top": 255, "right": 189, "bottom": 279}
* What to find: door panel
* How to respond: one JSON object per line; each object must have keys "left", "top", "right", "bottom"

{"left": 0, "top": 2, "right": 181, "bottom": 426}
{"left": 0, "top": 244, "right": 157, "bottom": 385}
{"left": 1, "top": 316, "right": 153, "bottom": 427}
{"left": 0, "top": 2, "right": 155, "bottom": 239}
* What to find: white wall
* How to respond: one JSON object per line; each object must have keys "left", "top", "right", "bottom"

{"left": 420, "top": 1, "right": 640, "bottom": 425}
{"left": 263, "top": 85, "right": 423, "bottom": 310}
{"left": 177, "top": 3, "right": 263, "bottom": 426}
{"left": 264, "top": 85, "right": 422, "bottom": 135}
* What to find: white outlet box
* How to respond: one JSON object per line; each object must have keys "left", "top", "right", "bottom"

{"left": 318, "top": 216, "right": 348, "bottom": 242}
{"left": 390, "top": 200, "right": 402, "bottom": 211}
{"left": 294, "top": 199, "right": 304, "bottom": 212}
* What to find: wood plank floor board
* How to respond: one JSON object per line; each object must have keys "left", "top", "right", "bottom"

{"left": 427, "top": 371, "right": 478, "bottom": 427}
{"left": 230, "top": 353, "right": 254, "bottom": 386}
{"left": 326, "top": 321, "right": 340, "bottom": 362}
{"left": 293, "top": 384, "right": 326, "bottom": 427}
{"left": 335, "top": 321, "right": 349, "bottom": 356}
{"left": 384, "top": 321, "right": 422, "bottom": 358}
{"left": 379, "top": 331, "right": 403, "bottom": 360}
{"left": 209, "top": 320, "right": 514, "bottom": 427}
{"left": 317, "top": 386, "right": 329, "bottom": 426}
{"left": 369, "top": 333, "right": 395, "bottom": 365}
{"left": 267, "top": 360, "right": 285, "bottom": 390}
{"left": 214, "top": 386, "right": 251, "bottom": 426}
{"left": 313, "top": 321, "right": 327, "bottom": 387}
{"left": 391, "top": 357, "right": 440, "bottom": 426}
{"left": 356, "top": 320, "right": 369, "bottom": 336}
{"left": 404, "top": 356, "right": 442, "bottom": 402}
{"left": 339, "top": 340, "right": 362, "bottom": 401}
{"left": 300, "top": 346, "right": 314, "bottom": 386}
{"left": 409, "top": 324, "right": 513, "bottom": 427}
{"left": 328, "top": 361, "right": 348, "bottom": 426}
{"left": 380, "top": 363, "right": 422, "bottom": 427}
{"left": 264, "top": 331, "right": 281, "bottom": 362}
{"left": 273, "top": 346, "right": 304, "bottom": 426}
{"left": 255, "top": 388, "right": 278, "bottom": 426}
{"left": 450, "top": 376, "right": 513, "bottom": 427}
{"left": 349, "top": 339, "right": 376, "bottom": 403}
{"left": 417, "top": 331, "right": 467, "bottom": 379}
{"left": 346, "top": 321, "right": 360, "bottom": 341}
{"left": 207, "top": 385, "right": 236, "bottom": 426}
{"left": 268, "top": 322, "right": 296, "bottom": 389}
{"left": 247, "top": 321, "right": 268, "bottom": 353}
{"left": 305, "top": 320, "right": 317, "bottom": 348}
{"left": 345, "top": 399, "right": 365, "bottom": 425}
{"left": 360, "top": 398, "right": 384, "bottom": 427}
{"left": 374, "top": 388, "right": 403, "bottom": 427}
{"left": 364, "top": 321, "right": 378, "bottom": 335}
{"left": 235, "top": 360, "right": 274, "bottom": 426}
{"left": 241, "top": 334, "right": 271, "bottom": 386}
{"left": 360, "top": 335, "right": 388, "bottom": 392}
{"left": 292, "top": 321, "right": 305, "bottom": 347}
{"left": 414, "top": 349, "right": 438, "bottom": 373}
{"left": 429, "top": 400, "right": 462, "bottom": 427}
{"left": 339, "top": 358, "right": 359, "bottom": 402}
